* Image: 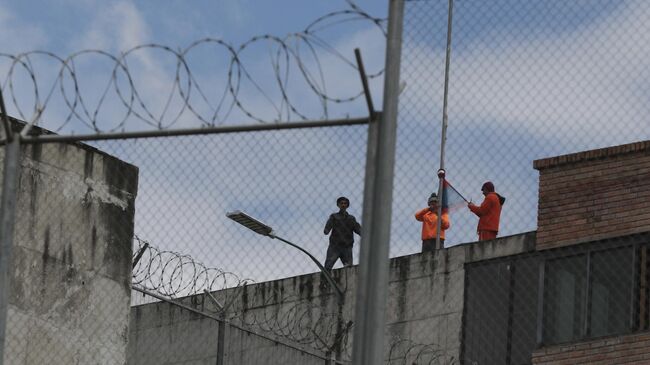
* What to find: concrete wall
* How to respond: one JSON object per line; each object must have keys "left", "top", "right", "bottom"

{"left": 1, "top": 122, "right": 138, "bottom": 364}
{"left": 128, "top": 300, "right": 334, "bottom": 365}
{"left": 534, "top": 140, "right": 650, "bottom": 250}
{"left": 384, "top": 232, "right": 535, "bottom": 363}
{"left": 127, "top": 232, "right": 535, "bottom": 364}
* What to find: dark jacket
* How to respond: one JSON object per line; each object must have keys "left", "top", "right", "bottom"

{"left": 324, "top": 211, "right": 361, "bottom": 247}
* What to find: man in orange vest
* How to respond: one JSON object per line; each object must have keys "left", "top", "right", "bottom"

{"left": 468, "top": 181, "right": 505, "bottom": 241}
{"left": 415, "top": 193, "right": 450, "bottom": 252}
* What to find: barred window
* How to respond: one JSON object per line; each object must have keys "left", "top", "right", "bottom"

{"left": 462, "top": 255, "right": 539, "bottom": 365}
{"left": 542, "top": 254, "right": 588, "bottom": 344}
{"left": 463, "top": 236, "right": 647, "bottom": 365}
{"left": 541, "top": 245, "right": 636, "bottom": 345}
{"left": 588, "top": 247, "right": 634, "bottom": 338}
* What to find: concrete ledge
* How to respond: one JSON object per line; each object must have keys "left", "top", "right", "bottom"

{"left": 461, "top": 231, "right": 536, "bottom": 263}
{"left": 533, "top": 140, "right": 650, "bottom": 170}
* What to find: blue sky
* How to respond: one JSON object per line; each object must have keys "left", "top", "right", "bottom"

{"left": 3, "top": 1, "right": 650, "bottom": 286}
{"left": 0, "top": 0, "right": 387, "bottom": 285}
{"left": 1, "top": 1, "right": 386, "bottom": 54}
{"left": 0, "top": 1, "right": 387, "bottom": 132}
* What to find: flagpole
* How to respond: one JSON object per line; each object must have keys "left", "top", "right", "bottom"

{"left": 436, "top": 0, "right": 455, "bottom": 250}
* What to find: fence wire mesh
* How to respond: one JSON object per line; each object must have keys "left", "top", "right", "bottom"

{"left": 395, "top": 0, "right": 650, "bottom": 364}
{"left": 1, "top": 0, "right": 650, "bottom": 364}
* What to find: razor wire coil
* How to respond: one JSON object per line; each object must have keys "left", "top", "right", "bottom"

{"left": 132, "top": 235, "right": 354, "bottom": 355}
{"left": 0, "top": 5, "right": 385, "bottom": 135}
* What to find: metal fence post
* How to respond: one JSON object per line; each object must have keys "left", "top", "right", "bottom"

{"left": 352, "top": 111, "right": 378, "bottom": 363}
{"left": 216, "top": 318, "right": 228, "bottom": 365}
{"left": 352, "top": 47, "right": 379, "bottom": 361}
{"left": 351, "top": 0, "right": 404, "bottom": 364}
{"left": 0, "top": 137, "right": 21, "bottom": 364}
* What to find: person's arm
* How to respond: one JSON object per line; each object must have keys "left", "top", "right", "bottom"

{"left": 420, "top": 210, "right": 440, "bottom": 225}
{"left": 415, "top": 208, "right": 429, "bottom": 221}
{"left": 324, "top": 215, "right": 333, "bottom": 235}
{"left": 352, "top": 217, "right": 361, "bottom": 236}
{"left": 469, "top": 196, "right": 494, "bottom": 216}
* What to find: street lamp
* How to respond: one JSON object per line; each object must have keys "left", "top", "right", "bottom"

{"left": 226, "top": 210, "right": 344, "bottom": 299}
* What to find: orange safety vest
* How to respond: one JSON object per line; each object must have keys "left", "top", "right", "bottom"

{"left": 469, "top": 192, "right": 503, "bottom": 232}
{"left": 415, "top": 209, "right": 450, "bottom": 240}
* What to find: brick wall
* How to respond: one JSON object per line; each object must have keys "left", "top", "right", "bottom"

{"left": 531, "top": 332, "right": 650, "bottom": 364}
{"left": 533, "top": 141, "right": 650, "bottom": 250}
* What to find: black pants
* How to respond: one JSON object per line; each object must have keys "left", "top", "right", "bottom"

{"left": 422, "top": 238, "right": 444, "bottom": 253}
{"left": 324, "top": 244, "right": 353, "bottom": 270}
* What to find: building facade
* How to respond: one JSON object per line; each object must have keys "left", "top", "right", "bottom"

{"left": 127, "top": 140, "right": 650, "bottom": 364}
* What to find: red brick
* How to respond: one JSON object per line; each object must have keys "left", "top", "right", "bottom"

{"left": 537, "top": 142, "right": 650, "bottom": 250}
{"left": 532, "top": 333, "right": 650, "bottom": 364}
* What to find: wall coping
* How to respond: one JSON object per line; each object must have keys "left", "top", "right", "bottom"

{"left": 533, "top": 140, "right": 650, "bottom": 170}
{"left": 2, "top": 115, "right": 139, "bottom": 173}
{"left": 278, "top": 231, "right": 536, "bottom": 285}
{"left": 131, "top": 231, "right": 538, "bottom": 313}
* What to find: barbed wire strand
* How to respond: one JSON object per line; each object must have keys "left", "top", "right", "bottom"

{"left": 0, "top": 6, "right": 386, "bottom": 135}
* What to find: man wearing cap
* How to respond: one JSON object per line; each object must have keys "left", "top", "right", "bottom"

{"left": 468, "top": 181, "right": 506, "bottom": 241}
{"left": 323, "top": 196, "right": 362, "bottom": 270}
{"left": 415, "top": 193, "right": 450, "bottom": 252}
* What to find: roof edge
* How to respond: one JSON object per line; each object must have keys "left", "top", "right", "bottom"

{"left": 533, "top": 140, "right": 650, "bottom": 170}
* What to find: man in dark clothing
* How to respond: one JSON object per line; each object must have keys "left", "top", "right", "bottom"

{"left": 323, "top": 196, "right": 361, "bottom": 270}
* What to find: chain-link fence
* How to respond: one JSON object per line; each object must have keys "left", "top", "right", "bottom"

{"left": 396, "top": 0, "right": 650, "bottom": 364}
{"left": 1, "top": 0, "right": 650, "bottom": 364}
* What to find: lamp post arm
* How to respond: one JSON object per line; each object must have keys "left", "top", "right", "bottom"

{"left": 270, "top": 234, "right": 344, "bottom": 299}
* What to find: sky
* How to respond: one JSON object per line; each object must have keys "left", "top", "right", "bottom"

{"left": 0, "top": 1, "right": 386, "bottom": 53}
{"left": 2, "top": 0, "right": 650, "bottom": 290}
{"left": 0, "top": 1, "right": 387, "bottom": 132}
{"left": 0, "top": 0, "right": 387, "bottom": 289}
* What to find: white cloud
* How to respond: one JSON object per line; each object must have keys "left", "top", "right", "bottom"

{"left": 76, "top": 1, "right": 150, "bottom": 52}
{"left": 402, "top": 1, "right": 650, "bottom": 146}
{"left": 0, "top": 4, "right": 46, "bottom": 53}
{"left": 7, "top": 1, "right": 649, "bottom": 271}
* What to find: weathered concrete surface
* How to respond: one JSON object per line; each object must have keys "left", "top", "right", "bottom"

{"left": 128, "top": 301, "right": 334, "bottom": 365}
{"left": 384, "top": 232, "right": 536, "bottom": 363}
{"left": 1, "top": 121, "right": 138, "bottom": 364}
{"left": 128, "top": 232, "right": 535, "bottom": 364}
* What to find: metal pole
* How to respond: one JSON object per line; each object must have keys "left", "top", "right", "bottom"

{"left": 352, "top": 0, "right": 404, "bottom": 364}
{"left": 352, "top": 62, "right": 380, "bottom": 365}
{"left": 216, "top": 319, "right": 228, "bottom": 365}
{"left": 436, "top": 0, "right": 455, "bottom": 250}
{"left": 353, "top": 47, "right": 379, "bottom": 344}
{"left": 354, "top": 48, "right": 376, "bottom": 120}
{"left": 270, "top": 234, "right": 344, "bottom": 299}
{"left": 0, "top": 137, "right": 21, "bottom": 364}
{"left": 0, "top": 91, "right": 12, "bottom": 143}
{"left": 18, "top": 116, "right": 371, "bottom": 144}
{"left": 132, "top": 241, "right": 150, "bottom": 269}
{"left": 202, "top": 287, "right": 228, "bottom": 365}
